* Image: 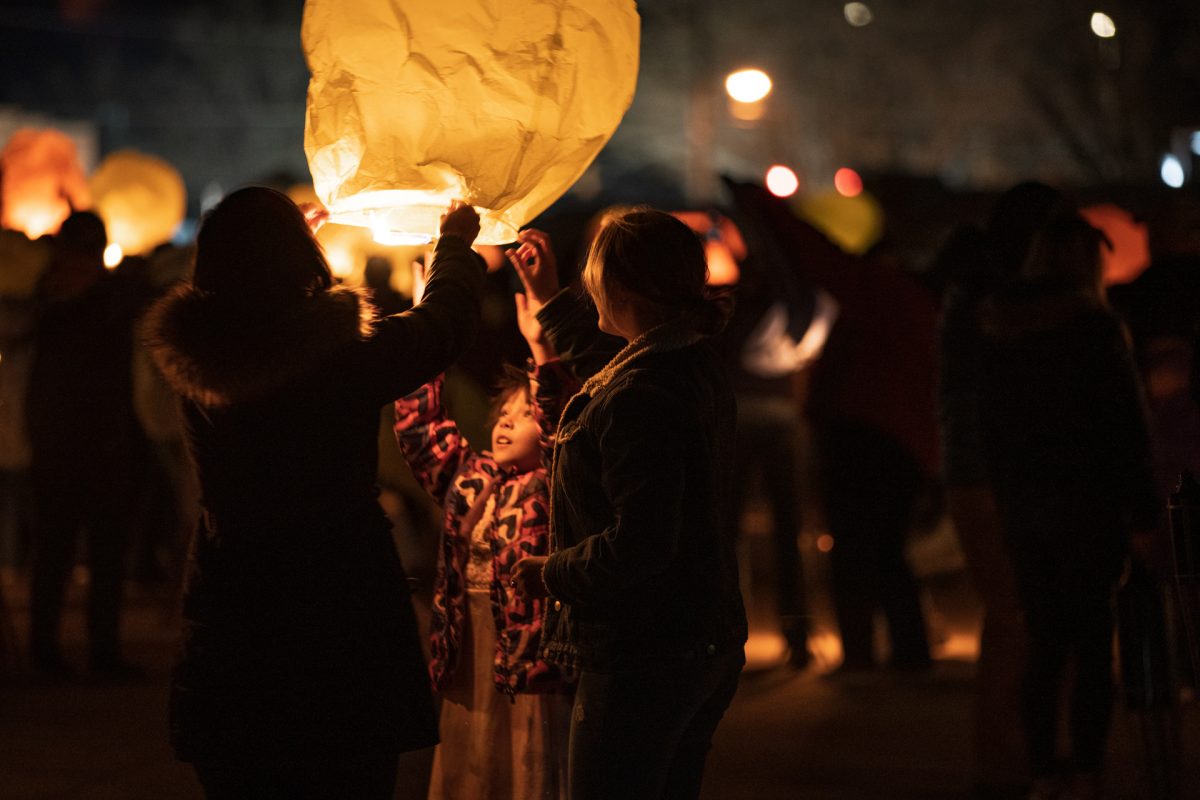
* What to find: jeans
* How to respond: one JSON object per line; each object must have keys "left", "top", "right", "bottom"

{"left": 568, "top": 648, "right": 743, "bottom": 800}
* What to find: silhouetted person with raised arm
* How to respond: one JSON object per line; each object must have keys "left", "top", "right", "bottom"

{"left": 142, "top": 188, "right": 486, "bottom": 799}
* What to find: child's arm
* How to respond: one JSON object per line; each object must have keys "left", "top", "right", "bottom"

{"left": 530, "top": 359, "right": 579, "bottom": 463}
{"left": 393, "top": 375, "right": 474, "bottom": 506}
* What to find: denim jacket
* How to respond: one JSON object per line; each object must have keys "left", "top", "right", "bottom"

{"left": 537, "top": 290, "right": 748, "bottom": 672}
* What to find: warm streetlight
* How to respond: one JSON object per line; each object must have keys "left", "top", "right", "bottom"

{"left": 765, "top": 165, "right": 800, "bottom": 198}
{"left": 1090, "top": 11, "right": 1116, "bottom": 38}
{"left": 725, "top": 69, "right": 772, "bottom": 103}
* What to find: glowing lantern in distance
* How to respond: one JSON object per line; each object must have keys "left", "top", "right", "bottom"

{"left": 89, "top": 150, "right": 187, "bottom": 257}
{"left": 672, "top": 211, "right": 746, "bottom": 286}
{"left": 302, "top": 0, "right": 640, "bottom": 246}
{"left": 0, "top": 128, "right": 91, "bottom": 239}
{"left": 1080, "top": 204, "right": 1150, "bottom": 286}
{"left": 725, "top": 69, "right": 772, "bottom": 103}
{"left": 795, "top": 190, "right": 884, "bottom": 255}
{"left": 833, "top": 168, "right": 863, "bottom": 198}
{"left": 765, "top": 165, "right": 800, "bottom": 198}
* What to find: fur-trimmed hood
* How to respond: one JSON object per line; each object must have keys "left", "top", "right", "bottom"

{"left": 142, "top": 282, "right": 379, "bottom": 407}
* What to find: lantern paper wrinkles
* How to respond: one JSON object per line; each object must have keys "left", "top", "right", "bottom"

{"left": 302, "top": 0, "right": 640, "bottom": 245}
{"left": 0, "top": 129, "right": 91, "bottom": 239}
{"left": 89, "top": 150, "right": 187, "bottom": 258}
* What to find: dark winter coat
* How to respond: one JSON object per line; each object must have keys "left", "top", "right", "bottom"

{"left": 535, "top": 290, "right": 748, "bottom": 673}
{"left": 142, "top": 236, "right": 485, "bottom": 763}
{"left": 976, "top": 283, "right": 1158, "bottom": 565}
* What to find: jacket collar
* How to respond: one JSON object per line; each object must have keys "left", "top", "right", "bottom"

{"left": 142, "top": 282, "right": 378, "bottom": 408}
{"left": 580, "top": 318, "right": 704, "bottom": 396}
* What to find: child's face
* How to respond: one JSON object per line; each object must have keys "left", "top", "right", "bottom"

{"left": 491, "top": 390, "right": 541, "bottom": 473}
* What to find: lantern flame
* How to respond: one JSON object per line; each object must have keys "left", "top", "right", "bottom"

{"left": 103, "top": 242, "right": 124, "bottom": 269}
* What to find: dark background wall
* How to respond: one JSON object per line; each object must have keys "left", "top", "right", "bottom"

{"left": 1, "top": 0, "right": 1198, "bottom": 215}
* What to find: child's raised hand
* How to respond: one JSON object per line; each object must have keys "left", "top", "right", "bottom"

{"left": 506, "top": 229, "right": 560, "bottom": 307}
{"left": 515, "top": 291, "right": 553, "bottom": 365}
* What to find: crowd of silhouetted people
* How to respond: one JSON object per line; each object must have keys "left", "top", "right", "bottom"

{"left": 0, "top": 174, "right": 1198, "bottom": 800}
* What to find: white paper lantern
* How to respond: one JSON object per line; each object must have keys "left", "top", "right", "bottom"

{"left": 302, "top": 0, "right": 639, "bottom": 245}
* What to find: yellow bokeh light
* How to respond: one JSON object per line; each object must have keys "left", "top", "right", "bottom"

{"left": 844, "top": 2, "right": 873, "bottom": 27}
{"left": 103, "top": 242, "right": 124, "bottom": 269}
{"left": 1090, "top": 11, "right": 1116, "bottom": 38}
{"left": 765, "top": 165, "right": 800, "bottom": 198}
{"left": 724, "top": 69, "right": 772, "bottom": 103}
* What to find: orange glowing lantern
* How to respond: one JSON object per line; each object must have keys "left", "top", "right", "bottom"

{"left": 1080, "top": 204, "right": 1150, "bottom": 286}
{"left": 0, "top": 128, "right": 91, "bottom": 239}
{"left": 302, "top": 0, "right": 640, "bottom": 246}
{"left": 89, "top": 150, "right": 186, "bottom": 258}
{"left": 672, "top": 211, "right": 746, "bottom": 286}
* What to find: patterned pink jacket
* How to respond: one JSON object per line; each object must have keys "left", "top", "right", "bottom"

{"left": 393, "top": 361, "right": 575, "bottom": 695}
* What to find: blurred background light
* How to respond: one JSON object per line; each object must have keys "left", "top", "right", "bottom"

{"left": 725, "top": 69, "right": 772, "bottom": 103}
{"left": 1161, "top": 154, "right": 1185, "bottom": 188}
{"left": 1191, "top": 131, "right": 1200, "bottom": 157}
{"left": 844, "top": 2, "right": 874, "bottom": 27}
{"left": 765, "top": 165, "right": 800, "bottom": 198}
{"left": 1090, "top": 11, "right": 1116, "bottom": 38}
{"left": 102, "top": 242, "right": 123, "bottom": 269}
{"left": 833, "top": 167, "right": 863, "bottom": 197}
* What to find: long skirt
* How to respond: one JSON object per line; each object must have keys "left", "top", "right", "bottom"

{"left": 427, "top": 588, "right": 569, "bottom": 800}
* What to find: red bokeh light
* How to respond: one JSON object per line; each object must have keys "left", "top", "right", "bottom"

{"left": 833, "top": 168, "right": 863, "bottom": 198}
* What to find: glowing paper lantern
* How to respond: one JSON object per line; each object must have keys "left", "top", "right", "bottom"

{"left": 672, "top": 210, "right": 745, "bottom": 286}
{"left": 794, "top": 190, "right": 884, "bottom": 255}
{"left": 88, "top": 150, "right": 186, "bottom": 258}
{"left": 287, "top": 184, "right": 424, "bottom": 284}
{"left": 0, "top": 129, "right": 91, "bottom": 239}
{"left": 302, "top": 0, "right": 640, "bottom": 246}
{"left": 1080, "top": 203, "right": 1150, "bottom": 286}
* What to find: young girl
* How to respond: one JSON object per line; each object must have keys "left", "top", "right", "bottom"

{"left": 511, "top": 209, "right": 747, "bottom": 800}
{"left": 393, "top": 231, "right": 573, "bottom": 800}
